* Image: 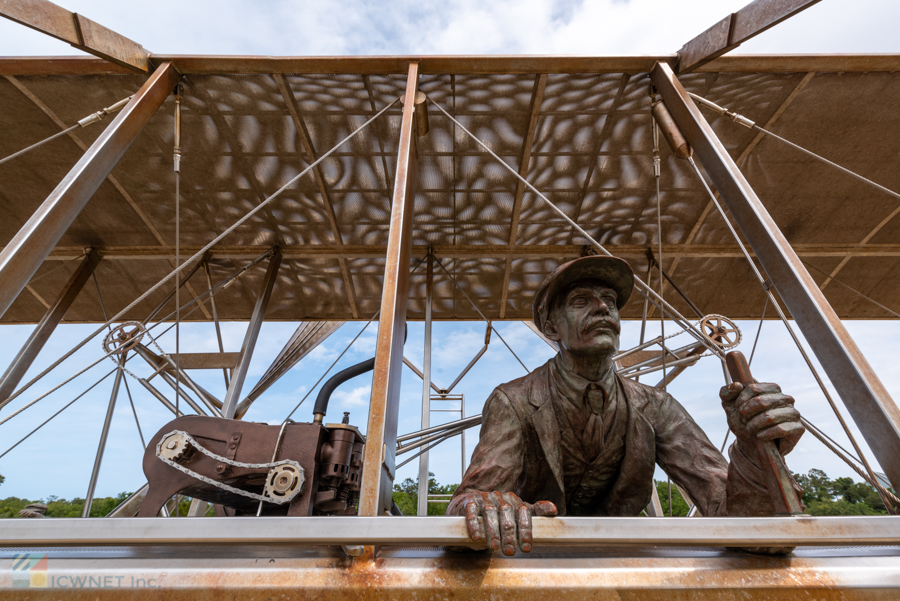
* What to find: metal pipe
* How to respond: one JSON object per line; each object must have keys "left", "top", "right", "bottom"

{"left": 138, "top": 377, "right": 182, "bottom": 416}
{"left": 624, "top": 354, "right": 704, "bottom": 380}
{"left": 0, "top": 63, "right": 178, "bottom": 320}
{"left": 617, "top": 341, "right": 700, "bottom": 374}
{"left": 0, "top": 250, "right": 100, "bottom": 410}
{"left": 396, "top": 415, "right": 483, "bottom": 443}
{"left": 417, "top": 249, "right": 433, "bottom": 516}
{"left": 159, "top": 352, "right": 223, "bottom": 416}
{"left": 141, "top": 255, "right": 207, "bottom": 325}
{"left": 5, "top": 515, "right": 900, "bottom": 548}
{"left": 82, "top": 358, "right": 125, "bottom": 517}
{"left": 358, "top": 63, "right": 420, "bottom": 517}
{"left": 651, "top": 60, "right": 900, "bottom": 491}
{"left": 204, "top": 261, "right": 230, "bottom": 388}
{"left": 402, "top": 357, "right": 442, "bottom": 394}
{"left": 133, "top": 345, "right": 207, "bottom": 416}
{"left": 444, "top": 344, "right": 488, "bottom": 393}
{"left": 222, "top": 247, "right": 283, "bottom": 419}
{"left": 398, "top": 424, "right": 469, "bottom": 455}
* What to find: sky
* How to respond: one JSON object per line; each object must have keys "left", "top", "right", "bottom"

{"left": 0, "top": 0, "right": 899, "bottom": 505}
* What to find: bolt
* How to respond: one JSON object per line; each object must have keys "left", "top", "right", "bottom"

{"left": 166, "top": 440, "right": 177, "bottom": 450}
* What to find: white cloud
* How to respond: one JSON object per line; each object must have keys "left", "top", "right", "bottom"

{"left": 331, "top": 384, "right": 372, "bottom": 408}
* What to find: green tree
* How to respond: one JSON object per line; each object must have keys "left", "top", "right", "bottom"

{"left": 793, "top": 469, "right": 891, "bottom": 516}
{"left": 654, "top": 480, "right": 690, "bottom": 516}
{"left": 392, "top": 472, "right": 457, "bottom": 516}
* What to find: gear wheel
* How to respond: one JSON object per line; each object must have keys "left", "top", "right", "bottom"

{"left": 699, "top": 314, "right": 742, "bottom": 350}
{"left": 103, "top": 321, "right": 146, "bottom": 356}
{"left": 264, "top": 464, "right": 305, "bottom": 502}
{"left": 158, "top": 431, "right": 190, "bottom": 462}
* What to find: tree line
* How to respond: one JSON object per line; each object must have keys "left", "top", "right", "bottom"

{"left": 0, "top": 469, "right": 891, "bottom": 517}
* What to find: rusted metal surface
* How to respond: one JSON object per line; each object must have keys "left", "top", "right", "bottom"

{"left": 0, "top": 249, "right": 99, "bottom": 409}
{"left": 651, "top": 60, "right": 900, "bottom": 491}
{"left": 147, "top": 55, "right": 676, "bottom": 75}
{"left": 138, "top": 415, "right": 328, "bottom": 517}
{"left": 3, "top": 545, "right": 900, "bottom": 599}
{"left": 221, "top": 247, "right": 282, "bottom": 419}
{"left": 358, "top": 62, "right": 420, "bottom": 517}
{"left": 5, "top": 515, "right": 900, "bottom": 547}
{"left": 0, "top": 62, "right": 176, "bottom": 320}
{"left": 677, "top": 0, "right": 824, "bottom": 73}
{"left": 0, "top": 0, "right": 150, "bottom": 72}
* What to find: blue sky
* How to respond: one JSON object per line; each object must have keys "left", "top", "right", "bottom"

{"left": 1, "top": 0, "right": 899, "bottom": 501}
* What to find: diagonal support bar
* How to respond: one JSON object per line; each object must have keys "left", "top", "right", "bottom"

{"left": 0, "top": 0, "right": 150, "bottom": 72}
{"left": 0, "top": 249, "right": 100, "bottom": 410}
{"left": 651, "top": 61, "right": 900, "bottom": 490}
{"left": 358, "top": 63, "right": 419, "bottom": 517}
{"left": 0, "top": 62, "right": 178, "bottom": 320}
{"left": 222, "top": 247, "right": 283, "bottom": 419}
{"left": 676, "top": 0, "right": 823, "bottom": 74}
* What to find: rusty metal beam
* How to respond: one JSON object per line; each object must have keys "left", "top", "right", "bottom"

{"left": 677, "top": 0, "right": 823, "bottom": 74}
{"left": 358, "top": 62, "right": 419, "bottom": 517}
{"left": 651, "top": 60, "right": 900, "bottom": 490}
{"left": 0, "top": 249, "right": 100, "bottom": 410}
{"left": 0, "top": 0, "right": 150, "bottom": 72}
{"left": 221, "top": 247, "right": 283, "bottom": 419}
{"left": 0, "top": 62, "right": 177, "bottom": 320}
{"left": 275, "top": 74, "right": 359, "bottom": 318}
{"left": 5, "top": 515, "right": 900, "bottom": 548}
{"left": 3, "top": 54, "right": 900, "bottom": 77}
{"left": 39, "top": 242, "right": 900, "bottom": 262}
{"left": 499, "top": 74, "right": 546, "bottom": 318}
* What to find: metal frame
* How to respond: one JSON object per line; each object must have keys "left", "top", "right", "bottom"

{"left": 222, "top": 247, "right": 283, "bottom": 418}
{"left": 417, "top": 249, "right": 433, "bottom": 516}
{"left": 358, "top": 62, "right": 420, "bottom": 517}
{"left": 651, "top": 60, "right": 900, "bottom": 490}
{"left": 4, "top": 515, "right": 900, "bottom": 547}
{"left": 0, "top": 249, "right": 100, "bottom": 408}
{"left": 0, "top": 61, "right": 178, "bottom": 319}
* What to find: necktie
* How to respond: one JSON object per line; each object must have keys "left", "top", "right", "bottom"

{"left": 583, "top": 386, "right": 606, "bottom": 459}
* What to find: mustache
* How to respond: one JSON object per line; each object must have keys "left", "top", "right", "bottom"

{"left": 580, "top": 317, "right": 621, "bottom": 336}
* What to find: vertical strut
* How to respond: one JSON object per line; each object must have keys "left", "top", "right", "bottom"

{"left": 417, "top": 248, "right": 434, "bottom": 516}
{"left": 222, "top": 248, "right": 283, "bottom": 419}
{"left": 358, "top": 62, "right": 420, "bottom": 519}
{"left": 82, "top": 356, "right": 125, "bottom": 517}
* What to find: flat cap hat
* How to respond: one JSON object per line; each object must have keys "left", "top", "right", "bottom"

{"left": 533, "top": 255, "right": 634, "bottom": 332}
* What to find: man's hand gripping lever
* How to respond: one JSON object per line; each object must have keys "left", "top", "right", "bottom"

{"left": 723, "top": 351, "right": 805, "bottom": 515}
{"left": 459, "top": 491, "right": 557, "bottom": 556}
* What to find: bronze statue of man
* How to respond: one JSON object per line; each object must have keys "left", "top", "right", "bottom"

{"left": 447, "top": 256, "right": 805, "bottom": 556}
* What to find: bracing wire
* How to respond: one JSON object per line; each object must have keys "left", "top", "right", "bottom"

{"left": 426, "top": 97, "right": 725, "bottom": 362}
{"left": 0, "top": 97, "right": 400, "bottom": 415}
{"left": 686, "top": 156, "right": 896, "bottom": 512}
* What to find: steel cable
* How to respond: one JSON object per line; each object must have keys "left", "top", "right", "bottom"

{"left": 0, "top": 98, "right": 399, "bottom": 414}
{"left": 426, "top": 97, "right": 726, "bottom": 361}
{"left": 686, "top": 156, "right": 896, "bottom": 512}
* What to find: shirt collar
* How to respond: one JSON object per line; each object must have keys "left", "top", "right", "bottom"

{"left": 549, "top": 354, "right": 617, "bottom": 410}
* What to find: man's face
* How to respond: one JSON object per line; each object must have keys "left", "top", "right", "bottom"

{"left": 542, "top": 282, "right": 621, "bottom": 357}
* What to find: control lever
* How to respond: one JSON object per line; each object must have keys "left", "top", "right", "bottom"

{"left": 725, "top": 351, "right": 804, "bottom": 515}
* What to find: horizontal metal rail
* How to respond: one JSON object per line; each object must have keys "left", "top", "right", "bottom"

{"left": 3, "top": 516, "right": 900, "bottom": 548}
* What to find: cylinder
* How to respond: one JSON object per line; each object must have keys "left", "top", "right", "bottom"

{"left": 652, "top": 99, "right": 692, "bottom": 159}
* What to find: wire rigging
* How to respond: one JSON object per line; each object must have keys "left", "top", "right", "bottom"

{"left": 686, "top": 156, "right": 896, "bottom": 513}
{"left": 0, "top": 98, "right": 400, "bottom": 415}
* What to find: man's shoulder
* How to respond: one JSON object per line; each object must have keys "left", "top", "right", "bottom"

{"left": 492, "top": 361, "right": 551, "bottom": 410}
{"left": 616, "top": 371, "right": 668, "bottom": 409}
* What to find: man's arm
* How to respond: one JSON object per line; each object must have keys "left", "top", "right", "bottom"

{"left": 447, "top": 388, "right": 557, "bottom": 555}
